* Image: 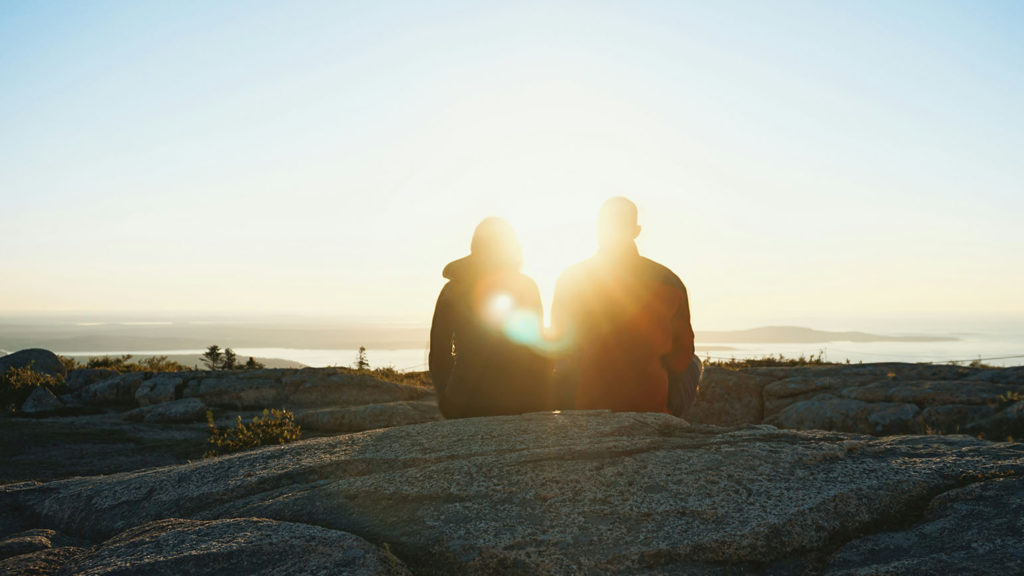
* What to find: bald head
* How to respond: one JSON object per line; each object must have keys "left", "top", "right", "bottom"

{"left": 597, "top": 196, "right": 641, "bottom": 248}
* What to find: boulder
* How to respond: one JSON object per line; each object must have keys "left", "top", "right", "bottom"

{"left": 685, "top": 367, "right": 770, "bottom": 426}
{"left": 122, "top": 398, "right": 208, "bottom": 424}
{"left": 134, "top": 374, "right": 184, "bottom": 406}
{"left": 976, "top": 399, "right": 1024, "bottom": 441}
{"left": 296, "top": 400, "right": 441, "bottom": 433}
{"left": 20, "top": 386, "right": 64, "bottom": 414}
{"left": 916, "top": 404, "right": 996, "bottom": 435}
{"left": 79, "top": 372, "right": 149, "bottom": 406}
{"left": 3, "top": 412, "right": 1022, "bottom": 574}
{"left": 767, "top": 397, "right": 920, "bottom": 435}
{"left": 188, "top": 373, "right": 293, "bottom": 409}
{"left": 57, "top": 517, "right": 411, "bottom": 576}
{"left": 65, "top": 369, "right": 120, "bottom": 392}
{"left": 0, "top": 348, "right": 66, "bottom": 379}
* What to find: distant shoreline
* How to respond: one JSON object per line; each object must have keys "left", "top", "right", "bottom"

{"left": 695, "top": 326, "right": 959, "bottom": 344}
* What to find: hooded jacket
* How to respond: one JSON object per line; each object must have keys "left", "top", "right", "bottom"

{"left": 429, "top": 255, "right": 553, "bottom": 418}
{"left": 550, "top": 243, "right": 695, "bottom": 413}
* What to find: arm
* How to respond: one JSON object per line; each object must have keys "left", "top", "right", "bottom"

{"left": 549, "top": 272, "right": 579, "bottom": 409}
{"left": 429, "top": 283, "right": 455, "bottom": 396}
{"left": 666, "top": 283, "right": 696, "bottom": 372}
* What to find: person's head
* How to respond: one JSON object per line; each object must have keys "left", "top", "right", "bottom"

{"left": 470, "top": 217, "right": 523, "bottom": 270}
{"left": 597, "top": 196, "right": 641, "bottom": 249}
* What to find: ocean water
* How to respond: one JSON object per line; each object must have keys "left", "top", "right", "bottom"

{"left": 53, "top": 333, "right": 1024, "bottom": 370}
{"left": 698, "top": 334, "right": 1024, "bottom": 367}
{"left": 12, "top": 314, "right": 1024, "bottom": 369}
{"left": 56, "top": 348, "right": 433, "bottom": 372}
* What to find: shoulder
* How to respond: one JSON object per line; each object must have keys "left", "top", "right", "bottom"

{"left": 639, "top": 257, "right": 685, "bottom": 292}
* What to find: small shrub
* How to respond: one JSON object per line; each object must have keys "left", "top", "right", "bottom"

{"left": 204, "top": 409, "right": 301, "bottom": 458}
{"left": 1, "top": 364, "right": 66, "bottom": 412}
{"left": 996, "top": 391, "right": 1023, "bottom": 406}
{"left": 87, "top": 354, "right": 136, "bottom": 370}
{"left": 83, "top": 354, "right": 187, "bottom": 373}
{"left": 58, "top": 355, "right": 81, "bottom": 373}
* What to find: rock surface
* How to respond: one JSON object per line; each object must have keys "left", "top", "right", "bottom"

{"left": 58, "top": 517, "right": 411, "bottom": 576}
{"left": 0, "top": 546, "right": 83, "bottom": 576}
{"left": 64, "top": 369, "right": 119, "bottom": 393}
{"left": 296, "top": 400, "right": 441, "bottom": 433}
{"left": 689, "top": 363, "right": 1024, "bottom": 439}
{"left": 122, "top": 398, "right": 207, "bottom": 424}
{"left": 19, "top": 387, "right": 64, "bottom": 415}
{"left": 2, "top": 412, "right": 1022, "bottom": 575}
{"left": 0, "top": 349, "right": 66, "bottom": 379}
{"left": 0, "top": 528, "right": 60, "bottom": 560}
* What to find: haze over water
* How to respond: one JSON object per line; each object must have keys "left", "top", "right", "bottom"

{"left": 2, "top": 313, "right": 1022, "bottom": 369}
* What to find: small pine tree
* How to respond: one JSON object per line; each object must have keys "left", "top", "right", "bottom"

{"left": 201, "top": 345, "right": 224, "bottom": 371}
{"left": 223, "top": 348, "right": 238, "bottom": 370}
{"left": 244, "top": 357, "right": 264, "bottom": 370}
{"left": 354, "top": 346, "right": 370, "bottom": 370}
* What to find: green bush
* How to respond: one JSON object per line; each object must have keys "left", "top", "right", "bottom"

{"left": 1, "top": 364, "right": 66, "bottom": 412}
{"left": 204, "top": 409, "right": 301, "bottom": 458}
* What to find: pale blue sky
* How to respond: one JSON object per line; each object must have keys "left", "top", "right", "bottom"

{"left": 2, "top": 1, "right": 1022, "bottom": 330}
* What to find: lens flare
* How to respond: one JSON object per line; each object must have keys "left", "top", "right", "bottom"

{"left": 485, "top": 293, "right": 515, "bottom": 323}
{"left": 503, "top": 309, "right": 542, "bottom": 346}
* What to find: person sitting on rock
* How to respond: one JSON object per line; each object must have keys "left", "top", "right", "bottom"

{"left": 550, "top": 197, "right": 702, "bottom": 415}
{"left": 429, "top": 217, "right": 553, "bottom": 418}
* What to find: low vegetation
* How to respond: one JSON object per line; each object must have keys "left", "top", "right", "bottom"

{"left": 204, "top": 408, "right": 301, "bottom": 458}
{"left": 60, "top": 354, "right": 190, "bottom": 373}
{"left": 705, "top": 351, "right": 833, "bottom": 370}
{"left": 349, "top": 346, "right": 432, "bottom": 389}
{"left": 1, "top": 363, "right": 66, "bottom": 412}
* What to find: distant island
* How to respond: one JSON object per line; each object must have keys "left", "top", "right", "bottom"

{"left": 696, "top": 326, "right": 958, "bottom": 344}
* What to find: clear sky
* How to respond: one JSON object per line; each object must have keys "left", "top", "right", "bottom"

{"left": 2, "top": 1, "right": 1022, "bottom": 331}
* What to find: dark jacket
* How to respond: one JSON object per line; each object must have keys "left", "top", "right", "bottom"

{"left": 429, "top": 256, "right": 553, "bottom": 418}
{"left": 550, "top": 243, "right": 695, "bottom": 412}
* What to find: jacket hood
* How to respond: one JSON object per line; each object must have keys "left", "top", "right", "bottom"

{"left": 442, "top": 254, "right": 519, "bottom": 281}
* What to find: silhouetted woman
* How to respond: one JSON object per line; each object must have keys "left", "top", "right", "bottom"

{"left": 429, "top": 217, "right": 553, "bottom": 418}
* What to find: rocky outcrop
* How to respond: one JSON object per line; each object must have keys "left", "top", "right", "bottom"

{"left": 57, "top": 518, "right": 411, "bottom": 576}
{"left": 688, "top": 363, "right": 1024, "bottom": 439}
{"left": 122, "top": 398, "right": 208, "bottom": 424}
{"left": 2, "top": 412, "right": 1022, "bottom": 575}
{"left": 65, "top": 369, "right": 119, "bottom": 392}
{"left": 134, "top": 373, "right": 185, "bottom": 406}
{"left": 79, "top": 372, "right": 150, "bottom": 406}
{"left": 72, "top": 367, "right": 434, "bottom": 414}
{"left": 0, "top": 349, "right": 66, "bottom": 379}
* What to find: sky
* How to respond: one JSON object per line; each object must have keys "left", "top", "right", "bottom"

{"left": 2, "top": 1, "right": 1022, "bottom": 332}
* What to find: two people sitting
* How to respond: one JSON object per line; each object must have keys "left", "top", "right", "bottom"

{"left": 428, "top": 197, "right": 703, "bottom": 419}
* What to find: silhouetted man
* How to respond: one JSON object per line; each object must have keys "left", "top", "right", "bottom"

{"left": 550, "top": 197, "right": 702, "bottom": 415}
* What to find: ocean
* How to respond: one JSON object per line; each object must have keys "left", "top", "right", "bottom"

{"left": 4, "top": 314, "right": 1023, "bottom": 369}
